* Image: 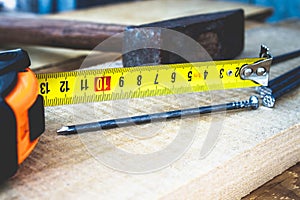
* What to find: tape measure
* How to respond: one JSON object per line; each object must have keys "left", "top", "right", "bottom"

{"left": 36, "top": 58, "right": 272, "bottom": 106}
{"left": 0, "top": 49, "right": 45, "bottom": 182}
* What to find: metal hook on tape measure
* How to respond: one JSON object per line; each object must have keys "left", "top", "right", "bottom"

{"left": 240, "top": 45, "right": 273, "bottom": 86}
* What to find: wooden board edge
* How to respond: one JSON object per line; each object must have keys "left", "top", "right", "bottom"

{"left": 161, "top": 123, "right": 300, "bottom": 199}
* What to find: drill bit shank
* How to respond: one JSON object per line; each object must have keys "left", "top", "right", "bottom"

{"left": 57, "top": 96, "right": 259, "bottom": 135}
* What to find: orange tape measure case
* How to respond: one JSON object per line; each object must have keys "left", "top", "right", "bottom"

{"left": 0, "top": 49, "right": 45, "bottom": 182}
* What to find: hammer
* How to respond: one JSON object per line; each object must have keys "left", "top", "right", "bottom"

{"left": 0, "top": 9, "right": 244, "bottom": 66}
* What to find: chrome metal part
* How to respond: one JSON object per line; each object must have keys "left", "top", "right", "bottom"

{"left": 243, "top": 68, "right": 253, "bottom": 77}
{"left": 259, "top": 44, "right": 272, "bottom": 59}
{"left": 248, "top": 95, "right": 260, "bottom": 110}
{"left": 257, "top": 65, "right": 300, "bottom": 101}
{"left": 262, "top": 94, "right": 275, "bottom": 108}
{"left": 256, "top": 67, "right": 266, "bottom": 76}
{"left": 240, "top": 58, "right": 272, "bottom": 86}
{"left": 256, "top": 86, "right": 273, "bottom": 98}
{"left": 261, "top": 66, "right": 300, "bottom": 108}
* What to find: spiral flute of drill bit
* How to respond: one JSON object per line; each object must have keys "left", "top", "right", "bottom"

{"left": 57, "top": 96, "right": 259, "bottom": 135}
{"left": 260, "top": 66, "right": 300, "bottom": 107}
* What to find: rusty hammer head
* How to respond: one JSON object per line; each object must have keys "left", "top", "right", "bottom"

{"left": 122, "top": 9, "right": 244, "bottom": 67}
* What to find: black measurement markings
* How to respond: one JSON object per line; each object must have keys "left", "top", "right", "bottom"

{"left": 119, "top": 76, "right": 124, "bottom": 87}
{"left": 235, "top": 66, "right": 241, "bottom": 77}
{"left": 188, "top": 71, "right": 192, "bottom": 81}
{"left": 204, "top": 70, "right": 208, "bottom": 80}
{"left": 60, "top": 80, "right": 70, "bottom": 92}
{"left": 154, "top": 73, "right": 159, "bottom": 84}
{"left": 219, "top": 68, "right": 224, "bottom": 79}
{"left": 81, "top": 79, "right": 89, "bottom": 91}
{"left": 42, "top": 60, "right": 258, "bottom": 106}
{"left": 171, "top": 72, "right": 176, "bottom": 83}
{"left": 137, "top": 74, "right": 142, "bottom": 86}
{"left": 40, "top": 81, "right": 50, "bottom": 94}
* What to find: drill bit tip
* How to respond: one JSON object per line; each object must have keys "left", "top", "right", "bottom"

{"left": 57, "top": 126, "right": 76, "bottom": 135}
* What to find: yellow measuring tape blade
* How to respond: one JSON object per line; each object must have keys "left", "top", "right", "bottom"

{"left": 36, "top": 58, "right": 263, "bottom": 106}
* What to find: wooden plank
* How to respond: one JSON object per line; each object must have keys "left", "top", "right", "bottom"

{"left": 243, "top": 162, "right": 300, "bottom": 199}
{"left": 0, "top": 22, "right": 299, "bottom": 199}
{"left": 47, "top": 0, "right": 272, "bottom": 24}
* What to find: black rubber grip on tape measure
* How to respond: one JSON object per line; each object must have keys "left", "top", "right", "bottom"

{"left": 29, "top": 95, "right": 45, "bottom": 142}
{"left": 0, "top": 100, "right": 18, "bottom": 183}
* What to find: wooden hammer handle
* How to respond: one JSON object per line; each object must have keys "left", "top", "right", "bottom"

{"left": 0, "top": 16, "right": 126, "bottom": 50}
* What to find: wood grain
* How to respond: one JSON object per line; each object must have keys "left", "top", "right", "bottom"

{"left": 48, "top": 0, "right": 272, "bottom": 24}
{"left": 243, "top": 162, "right": 300, "bottom": 199}
{"left": 0, "top": 22, "right": 299, "bottom": 199}
{"left": 0, "top": 17, "right": 126, "bottom": 50}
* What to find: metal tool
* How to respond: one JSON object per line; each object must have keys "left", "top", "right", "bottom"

{"left": 123, "top": 9, "right": 244, "bottom": 66}
{"left": 272, "top": 49, "right": 300, "bottom": 65}
{"left": 0, "top": 49, "right": 45, "bottom": 182}
{"left": 57, "top": 96, "right": 259, "bottom": 135}
{"left": 35, "top": 45, "right": 272, "bottom": 107}
{"left": 262, "top": 81, "right": 300, "bottom": 108}
{"left": 37, "top": 57, "right": 270, "bottom": 106}
{"left": 257, "top": 65, "right": 300, "bottom": 98}
{"left": 261, "top": 66, "right": 300, "bottom": 108}
{"left": 240, "top": 57, "right": 272, "bottom": 86}
{"left": 36, "top": 46, "right": 300, "bottom": 107}
{"left": 0, "top": 9, "right": 244, "bottom": 63}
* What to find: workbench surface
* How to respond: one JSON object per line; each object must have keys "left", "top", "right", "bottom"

{"left": 0, "top": 1, "right": 299, "bottom": 199}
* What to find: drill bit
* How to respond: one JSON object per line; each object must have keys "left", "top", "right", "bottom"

{"left": 57, "top": 96, "right": 259, "bottom": 135}
{"left": 260, "top": 65, "right": 300, "bottom": 108}
{"left": 272, "top": 49, "right": 300, "bottom": 65}
{"left": 257, "top": 65, "right": 300, "bottom": 97}
{"left": 262, "top": 77, "right": 300, "bottom": 108}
